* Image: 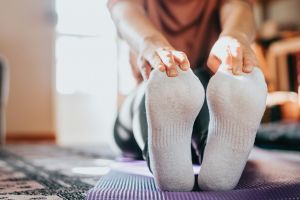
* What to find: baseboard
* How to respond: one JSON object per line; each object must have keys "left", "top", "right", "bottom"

{"left": 6, "top": 132, "right": 56, "bottom": 143}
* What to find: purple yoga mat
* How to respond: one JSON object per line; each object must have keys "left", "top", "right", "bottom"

{"left": 86, "top": 148, "right": 300, "bottom": 200}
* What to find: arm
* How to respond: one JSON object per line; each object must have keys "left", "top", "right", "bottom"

{"left": 220, "top": 0, "right": 256, "bottom": 43}
{"left": 109, "top": 1, "right": 190, "bottom": 79}
{"left": 207, "top": 0, "right": 258, "bottom": 75}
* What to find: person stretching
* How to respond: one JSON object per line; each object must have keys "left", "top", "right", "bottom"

{"left": 108, "top": 0, "right": 267, "bottom": 191}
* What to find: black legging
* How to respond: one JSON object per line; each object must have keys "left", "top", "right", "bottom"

{"left": 114, "top": 67, "right": 212, "bottom": 167}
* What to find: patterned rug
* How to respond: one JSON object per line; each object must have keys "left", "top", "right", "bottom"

{"left": 0, "top": 144, "right": 116, "bottom": 200}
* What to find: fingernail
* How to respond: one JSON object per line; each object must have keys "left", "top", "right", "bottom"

{"left": 234, "top": 68, "right": 241, "bottom": 75}
{"left": 169, "top": 69, "right": 177, "bottom": 76}
{"left": 245, "top": 66, "right": 253, "bottom": 72}
{"left": 182, "top": 63, "right": 190, "bottom": 70}
{"left": 159, "top": 66, "right": 165, "bottom": 72}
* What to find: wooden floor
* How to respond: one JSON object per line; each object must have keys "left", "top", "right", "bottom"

{"left": 5, "top": 132, "right": 56, "bottom": 144}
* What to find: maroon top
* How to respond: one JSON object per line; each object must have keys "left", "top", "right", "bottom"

{"left": 108, "top": 0, "right": 225, "bottom": 82}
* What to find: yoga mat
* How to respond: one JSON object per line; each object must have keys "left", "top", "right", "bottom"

{"left": 86, "top": 148, "right": 300, "bottom": 200}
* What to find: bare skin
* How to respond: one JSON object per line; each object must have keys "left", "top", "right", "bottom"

{"left": 109, "top": 0, "right": 258, "bottom": 78}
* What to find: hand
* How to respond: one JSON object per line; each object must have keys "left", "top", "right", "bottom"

{"left": 207, "top": 35, "right": 258, "bottom": 75}
{"left": 138, "top": 41, "right": 190, "bottom": 79}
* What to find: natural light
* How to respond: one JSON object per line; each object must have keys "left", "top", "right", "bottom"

{"left": 55, "top": 0, "right": 117, "bottom": 95}
{"left": 55, "top": 0, "right": 120, "bottom": 145}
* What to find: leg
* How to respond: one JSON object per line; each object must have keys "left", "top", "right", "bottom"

{"left": 146, "top": 67, "right": 205, "bottom": 191}
{"left": 191, "top": 68, "right": 211, "bottom": 164}
{"left": 198, "top": 66, "right": 267, "bottom": 191}
{"left": 113, "top": 85, "right": 146, "bottom": 160}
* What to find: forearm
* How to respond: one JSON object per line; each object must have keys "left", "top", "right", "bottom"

{"left": 220, "top": 0, "right": 256, "bottom": 43}
{"left": 109, "top": 1, "right": 172, "bottom": 57}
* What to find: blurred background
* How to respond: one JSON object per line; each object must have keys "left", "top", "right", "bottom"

{"left": 0, "top": 0, "right": 300, "bottom": 149}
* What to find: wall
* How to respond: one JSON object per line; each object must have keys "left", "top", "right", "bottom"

{"left": 55, "top": 0, "right": 118, "bottom": 146}
{"left": 0, "top": 0, "right": 55, "bottom": 136}
{"left": 267, "top": 0, "right": 300, "bottom": 29}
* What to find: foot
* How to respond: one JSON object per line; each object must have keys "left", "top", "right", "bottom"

{"left": 198, "top": 65, "right": 267, "bottom": 191}
{"left": 146, "top": 67, "right": 204, "bottom": 191}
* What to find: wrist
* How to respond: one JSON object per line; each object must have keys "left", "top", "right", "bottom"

{"left": 144, "top": 34, "right": 171, "bottom": 46}
{"left": 220, "top": 31, "right": 250, "bottom": 43}
{"left": 139, "top": 35, "right": 173, "bottom": 60}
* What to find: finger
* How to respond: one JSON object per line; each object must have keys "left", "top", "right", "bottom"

{"left": 243, "top": 59, "right": 254, "bottom": 73}
{"left": 140, "top": 62, "right": 149, "bottom": 80}
{"left": 140, "top": 54, "right": 164, "bottom": 80}
{"left": 148, "top": 54, "right": 166, "bottom": 72}
{"left": 243, "top": 50, "right": 258, "bottom": 73}
{"left": 156, "top": 49, "right": 177, "bottom": 77}
{"left": 137, "top": 56, "right": 148, "bottom": 80}
{"left": 171, "top": 50, "right": 190, "bottom": 71}
{"left": 140, "top": 66, "right": 147, "bottom": 80}
{"left": 228, "top": 45, "right": 243, "bottom": 75}
{"left": 223, "top": 46, "right": 233, "bottom": 69}
{"left": 207, "top": 53, "right": 221, "bottom": 74}
{"left": 144, "top": 62, "right": 152, "bottom": 79}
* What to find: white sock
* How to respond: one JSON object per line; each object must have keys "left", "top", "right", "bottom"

{"left": 146, "top": 67, "right": 204, "bottom": 191}
{"left": 198, "top": 66, "right": 267, "bottom": 191}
